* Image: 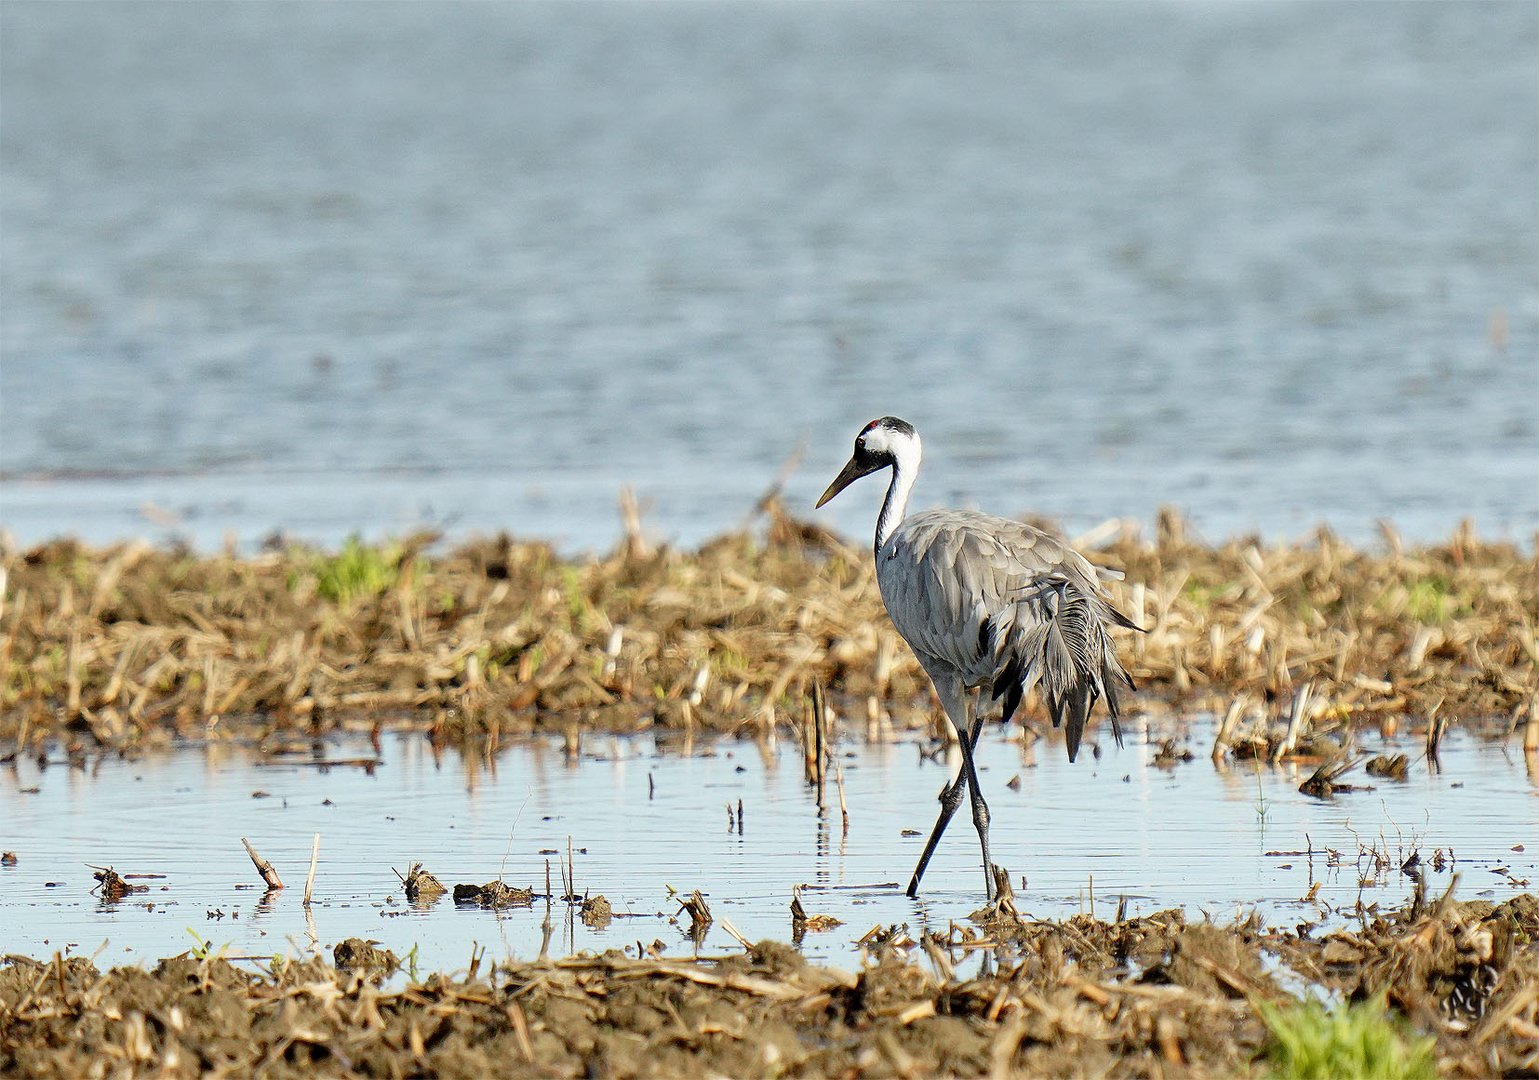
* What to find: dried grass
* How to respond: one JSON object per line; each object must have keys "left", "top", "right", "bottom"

{"left": 1, "top": 506, "right": 1533, "bottom": 751}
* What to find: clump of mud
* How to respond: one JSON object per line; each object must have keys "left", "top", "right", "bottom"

{"left": 2, "top": 510, "right": 1533, "bottom": 753}
{"left": 580, "top": 894, "right": 613, "bottom": 928}
{"left": 332, "top": 938, "right": 399, "bottom": 972}
{"left": 399, "top": 861, "right": 446, "bottom": 904}
{"left": 451, "top": 880, "right": 534, "bottom": 908}
{"left": 89, "top": 866, "right": 146, "bottom": 902}
{"left": 3, "top": 893, "right": 1534, "bottom": 1078}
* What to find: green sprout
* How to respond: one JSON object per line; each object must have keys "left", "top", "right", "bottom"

{"left": 1258, "top": 992, "right": 1436, "bottom": 1080}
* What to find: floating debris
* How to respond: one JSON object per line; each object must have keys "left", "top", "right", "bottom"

{"left": 855, "top": 923, "right": 916, "bottom": 953}
{"left": 1366, "top": 753, "right": 1412, "bottom": 780}
{"left": 400, "top": 861, "right": 447, "bottom": 903}
{"left": 89, "top": 866, "right": 145, "bottom": 902}
{"left": 1152, "top": 738, "right": 1195, "bottom": 768}
{"left": 452, "top": 880, "right": 534, "bottom": 908}
{"left": 1299, "top": 752, "right": 1372, "bottom": 798}
{"left": 677, "top": 890, "right": 712, "bottom": 936}
{"left": 790, "top": 885, "right": 843, "bottom": 933}
{"left": 580, "top": 894, "right": 613, "bottom": 929}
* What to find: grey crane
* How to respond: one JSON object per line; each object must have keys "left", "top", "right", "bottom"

{"left": 816, "top": 416, "right": 1138, "bottom": 901}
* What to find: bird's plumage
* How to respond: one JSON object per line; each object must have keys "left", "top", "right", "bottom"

{"left": 878, "top": 508, "right": 1135, "bottom": 761}
{"left": 817, "top": 416, "right": 1138, "bottom": 899}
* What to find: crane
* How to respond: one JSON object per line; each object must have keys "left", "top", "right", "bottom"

{"left": 816, "top": 416, "right": 1138, "bottom": 901}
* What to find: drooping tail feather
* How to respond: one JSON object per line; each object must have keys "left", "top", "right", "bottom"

{"left": 990, "top": 575, "right": 1137, "bottom": 763}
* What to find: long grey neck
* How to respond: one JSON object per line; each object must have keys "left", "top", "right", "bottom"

{"left": 874, "top": 455, "right": 917, "bottom": 552}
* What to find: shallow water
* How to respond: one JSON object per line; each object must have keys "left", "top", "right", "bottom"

{"left": 2, "top": 2, "right": 1536, "bottom": 552}
{"left": 2, "top": 717, "right": 1534, "bottom": 976}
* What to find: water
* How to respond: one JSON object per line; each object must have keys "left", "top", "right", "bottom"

{"left": 2, "top": 721, "right": 1534, "bottom": 974}
{"left": 1, "top": 2, "right": 1536, "bottom": 553}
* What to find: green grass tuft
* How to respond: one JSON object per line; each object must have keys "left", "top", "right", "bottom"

{"left": 1401, "top": 574, "right": 1467, "bottom": 625}
{"left": 308, "top": 537, "right": 405, "bottom": 606}
{"left": 1252, "top": 765, "right": 1271, "bottom": 825}
{"left": 1258, "top": 992, "right": 1436, "bottom": 1080}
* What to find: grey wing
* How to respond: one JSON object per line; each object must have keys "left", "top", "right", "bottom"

{"left": 893, "top": 511, "right": 1137, "bottom": 763}
{"left": 878, "top": 511, "right": 1092, "bottom": 680}
{"left": 876, "top": 511, "right": 1020, "bottom": 685}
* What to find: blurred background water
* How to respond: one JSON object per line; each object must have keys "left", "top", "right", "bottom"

{"left": 2, "top": 1, "right": 1536, "bottom": 553}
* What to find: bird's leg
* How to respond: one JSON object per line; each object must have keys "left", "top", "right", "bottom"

{"left": 906, "top": 688, "right": 985, "bottom": 899}
{"left": 905, "top": 757, "right": 967, "bottom": 899}
{"left": 956, "top": 720, "right": 994, "bottom": 903}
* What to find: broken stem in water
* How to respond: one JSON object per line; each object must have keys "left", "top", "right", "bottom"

{"left": 835, "top": 762, "right": 849, "bottom": 837}
{"left": 810, "top": 682, "right": 828, "bottom": 809}
{"left": 303, "top": 833, "right": 320, "bottom": 906}
{"left": 240, "top": 837, "right": 283, "bottom": 890}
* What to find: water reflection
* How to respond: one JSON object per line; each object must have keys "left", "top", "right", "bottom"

{"left": 0, "top": 718, "right": 1534, "bottom": 976}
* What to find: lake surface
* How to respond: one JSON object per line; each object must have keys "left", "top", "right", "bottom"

{"left": 2, "top": 719, "right": 1534, "bottom": 975}
{"left": 2, "top": 2, "right": 1536, "bottom": 553}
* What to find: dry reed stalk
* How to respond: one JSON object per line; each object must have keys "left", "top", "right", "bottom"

{"left": 618, "top": 487, "right": 649, "bottom": 560}
{"left": 303, "top": 834, "right": 320, "bottom": 906}
{"left": 65, "top": 631, "right": 82, "bottom": 719}
{"left": 505, "top": 998, "right": 535, "bottom": 1062}
{"left": 1426, "top": 698, "right": 1448, "bottom": 764}
{"left": 717, "top": 916, "right": 752, "bottom": 950}
{"left": 1211, "top": 693, "right": 1248, "bottom": 761}
{"left": 1272, "top": 681, "right": 1314, "bottom": 763}
{"left": 564, "top": 836, "right": 575, "bottom": 902}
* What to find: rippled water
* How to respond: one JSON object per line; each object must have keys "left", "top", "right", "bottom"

{"left": 1, "top": 2, "right": 1536, "bottom": 551}
{"left": 3, "top": 720, "right": 1534, "bottom": 974}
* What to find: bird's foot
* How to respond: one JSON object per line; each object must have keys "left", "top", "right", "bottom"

{"left": 984, "top": 864, "right": 1018, "bottom": 918}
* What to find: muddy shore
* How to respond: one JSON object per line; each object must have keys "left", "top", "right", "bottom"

{"left": 3, "top": 890, "right": 1536, "bottom": 1077}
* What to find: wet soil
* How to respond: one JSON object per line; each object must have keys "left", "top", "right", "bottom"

{"left": 2, "top": 893, "right": 1535, "bottom": 1078}
{"left": 3, "top": 518, "right": 1535, "bottom": 1073}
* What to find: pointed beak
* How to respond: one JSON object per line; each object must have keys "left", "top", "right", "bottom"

{"left": 815, "top": 456, "right": 876, "bottom": 508}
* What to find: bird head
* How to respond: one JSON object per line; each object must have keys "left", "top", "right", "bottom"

{"left": 816, "top": 416, "right": 919, "bottom": 507}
